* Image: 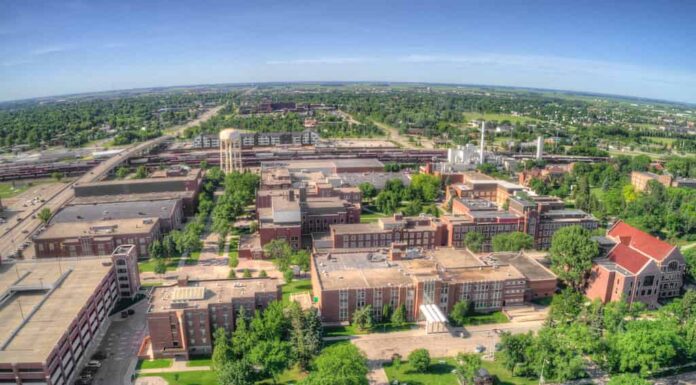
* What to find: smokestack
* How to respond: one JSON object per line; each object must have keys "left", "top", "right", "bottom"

{"left": 479, "top": 120, "right": 485, "bottom": 165}
{"left": 536, "top": 136, "right": 543, "bottom": 160}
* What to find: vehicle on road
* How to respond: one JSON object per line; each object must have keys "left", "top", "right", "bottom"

{"left": 120, "top": 311, "right": 128, "bottom": 319}
{"left": 475, "top": 344, "right": 485, "bottom": 353}
{"left": 127, "top": 309, "right": 135, "bottom": 315}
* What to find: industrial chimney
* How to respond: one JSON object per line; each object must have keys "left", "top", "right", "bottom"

{"left": 536, "top": 136, "right": 543, "bottom": 160}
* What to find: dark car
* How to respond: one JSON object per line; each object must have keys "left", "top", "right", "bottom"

{"left": 120, "top": 311, "right": 128, "bottom": 318}
{"left": 127, "top": 309, "right": 135, "bottom": 315}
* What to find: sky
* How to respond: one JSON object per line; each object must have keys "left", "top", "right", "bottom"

{"left": 1, "top": 0, "right": 696, "bottom": 103}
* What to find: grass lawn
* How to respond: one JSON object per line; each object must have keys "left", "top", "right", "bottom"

{"left": 361, "top": 211, "right": 387, "bottom": 223}
{"left": 138, "top": 366, "right": 306, "bottom": 385}
{"left": 136, "top": 358, "right": 172, "bottom": 370}
{"left": 186, "top": 356, "right": 212, "bottom": 367}
{"left": 138, "top": 257, "right": 181, "bottom": 273}
{"left": 185, "top": 251, "right": 201, "bottom": 265}
{"left": 456, "top": 311, "right": 509, "bottom": 326}
{"left": 140, "top": 281, "right": 163, "bottom": 288}
{"left": 384, "top": 357, "right": 538, "bottom": 385}
{"left": 282, "top": 279, "right": 312, "bottom": 303}
{"left": 0, "top": 183, "right": 32, "bottom": 199}
{"left": 324, "top": 322, "right": 416, "bottom": 337}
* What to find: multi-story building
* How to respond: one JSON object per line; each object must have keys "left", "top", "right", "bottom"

{"left": 147, "top": 277, "right": 280, "bottom": 359}
{"left": 507, "top": 195, "right": 598, "bottom": 249}
{"left": 445, "top": 171, "right": 525, "bottom": 207}
{"left": 34, "top": 217, "right": 161, "bottom": 259}
{"left": 0, "top": 246, "right": 139, "bottom": 385}
{"left": 192, "top": 134, "right": 220, "bottom": 149}
{"left": 586, "top": 221, "right": 685, "bottom": 308}
{"left": 254, "top": 192, "right": 361, "bottom": 252}
{"left": 441, "top": 209, "right": 525, "bottom": 251}
{"left": 311, "top": 245, "right": 556, "bottom": 324}
{"left": 73, "top": 168, "right": 203, "bottom": 215}
{"left": 239, "top": 130, "right": 319, "bottom": 147}
{"left": 52, "top": 199, "right": 183, "bottom": 232}
{"left": 329, "top": 214, "right": 446, "bottom": 250}
{"left": 630, "top": 171, "right": 673, "bottom": 192}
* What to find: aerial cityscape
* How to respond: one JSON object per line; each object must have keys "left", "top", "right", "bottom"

{"left": 1, "top": 1, "right": 695, "bottom": 385}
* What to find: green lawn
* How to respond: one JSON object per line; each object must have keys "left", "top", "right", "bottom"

{"left": 360, "top": 211, "right": 387, "bottom": 223}
{"left": 282, "top": 279, "right": 312, "bottom": 303}
{"left": 0, "top": 183, "right": 31, "bottom": 199}
{"left": 136, "top": 359, "right": 172, "bottom": 370}
{"left": 138, "top": 257, "right": 181, "bottom": 273}
{"left": 138, "top": 366, "right": 306, "bottom": 385}
{"left": 384, "top": 357, "right": 538, "bottom": 385}
{"left": 455, "top": 311, "right": 509, "bottom": 326}
{"left": 324, "top": 322, "right": 416, "bottom": 337}
{"left": 186, "top": 356, "right": 212, "bottom": 367}
{"left": 185, "top": 251, "right": 201, "bottom": 265}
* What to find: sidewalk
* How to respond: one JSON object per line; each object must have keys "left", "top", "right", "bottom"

{"left": 137, "top": 360, "right": 210, "bottom": 374}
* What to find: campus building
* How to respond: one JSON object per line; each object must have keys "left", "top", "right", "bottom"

{"left": 445, "top": 171, "right": 525, "bottom": 207}
{"left": 328, "top": 214, "right": 446, "bottom": 250}
{"left": 310, "top": 245, "right": 556, "bottom": 323}
{"left": 147, "top": 277, "right": 280, "bottom": 359}
{"left": 52, "top": 199, "right": 183, "bottom": 232}
{"left": 630, "top": 171, "right": 673, "bottom": 192}
{"left": 0, "top": 246, "right": 139, "bottom": 385}
{"left": 34, "top": 217, "right": 161, "bottom": 259}
{"left": 585, "top": 221, "right": 686, "bottom": 308}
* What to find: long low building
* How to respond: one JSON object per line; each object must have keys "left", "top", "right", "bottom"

{"left": 310, "top": 245, "right": 556, "bottom": 323}
{"left": 147, "top": 276, "right": 280, "bottom": 359}
{"left": 52, "top": 199, "right": 183, "bottom": 232}
{"left": 34, "top": 217, "right": 161, "bottom": 259}
{"left": 0, "top": 245, "right": 139, "bottom": 385}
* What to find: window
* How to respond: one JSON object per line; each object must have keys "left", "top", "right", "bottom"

{"left": 643, "top": 275, "right": 655, "bottom": 286}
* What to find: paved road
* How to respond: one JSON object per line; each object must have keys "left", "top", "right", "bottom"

{"left": 0, "top": 105, "right": 226, "bottom": 261}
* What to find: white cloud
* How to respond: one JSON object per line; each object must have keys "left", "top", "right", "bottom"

{"left": 1, "top": 59, "right": 32, "bottom": 67}
{"left": 266, "top": 57, "right": 371, "bottom": 65}
{"left": 31, "top": 45, "right": 72, "bottom": 56}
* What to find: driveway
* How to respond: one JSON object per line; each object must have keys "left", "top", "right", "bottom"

{"left": 92, "top": 300, "right": 149, "bottom": 385}
{"left": 351, "top": 321, "right": 543, "bottom": 361}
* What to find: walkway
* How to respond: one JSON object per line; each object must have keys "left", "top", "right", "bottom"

{"left": 138, "top": 360, "right": 211, "bottom": 374}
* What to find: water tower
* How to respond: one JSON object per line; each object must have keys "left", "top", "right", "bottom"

{"left": 219, "top": 128, "right": 242, "bottom": 173}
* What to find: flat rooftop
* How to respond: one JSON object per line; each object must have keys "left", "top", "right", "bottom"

{"left": 0, "top": 257, "right": 114, "bottom": 364}
{"left": 75, "top": 168, "right": 201, "bottom": 187}
{"left": 148, "top": 278, "right": 280, "bottom": 313}
{"left": 261, "top": 158, "right": 384, "bottom": 173}
{"left": 481, "top": 252, "right": 557, "bottom": 281}
{"left": 52, "top": 199, "right": 180, "bottom": 224}
{"left": 70, "top": 191, "right": 196, "bottom": 206}
{"left": 37, "top": 217, "right": 159, "bottom": 240}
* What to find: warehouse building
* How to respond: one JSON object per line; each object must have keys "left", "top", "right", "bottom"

{"left": 52, "top": 199, "right": 183, "bottom": 232}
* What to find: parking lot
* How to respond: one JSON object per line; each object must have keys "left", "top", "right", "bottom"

{"left": 89, "top": 299, "right": 149, "bottom": 385}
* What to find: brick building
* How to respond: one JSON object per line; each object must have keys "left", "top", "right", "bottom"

{"left": 585, "top": 221, "right": 685, "bottom": 308}
{"left": 0, "top": 246, "right": 139, "bottom": 385}
{"left": 311, "top": 245, "right": 556, "bottom": 323}
{"left": 329, "top": 214, "right": 446, "bottom": 250}
{"left": 630, "top": 171, "right": 673, "bottom": 192}
{"left": 52, "top": 199, "right": 183, "bottom": 232}
{"left": 34, "top": 217, "right": 161, "bottom": 259}
{"left": 445, "top": 171, "right": 525, "bottom": 208}
{"left": 147, "top": 277, "right": 280, "bottom": 359}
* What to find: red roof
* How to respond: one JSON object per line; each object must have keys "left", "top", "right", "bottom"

{"left": 608, "top": 221, "right": 675, "bottom": 261}
{"left": 608, "top": 243, "right": 651, "bottom": 274}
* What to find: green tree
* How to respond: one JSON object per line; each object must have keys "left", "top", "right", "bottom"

{"left": 301, "top": 343, "right": 368, "bottom": 385}
{"left": 352, "top": 306, "right": 373, "bottom": 331}
{"left": 464, "top": 231, "right": 484, "bottom": 253}
{"left": 217, "top": 359, "right": 255, "bottom": 385}
{"left": 249, "top": 340, "right": 291, "bottom": 384}
{"left": 231, "top": 307, "right": 253, "bottom": 358}
{"left": 391, "top": 304, "right": 408, "bottom": 326}
{"left": 258, "top": 270, "right": 268, "bottom": 278}
{"left": 454, "top": 353, "right": 482, "bottom": 385}
{"left": 37, "top": 207, "right": 52, "bottom": 224}
{"left": 228, "top": 269, "right": 236, "bottom": 279}
{"left": 358, "top": 182, "right": 377, "bottom": 200}
{"left": 497, "top": 331, "right": 535, "bottom": 377}
{"left": 450, "top": 299, "right": 472, "bottom": 326}
{"left": 115, "top": 166, "right": 129, "bottom": 179}
{"left": 549, "top": 226, "right": 599, "bottom": 290}
{"left": 148, "top": 239, "right": 163, "bottom": 259}
{"left": 264, "top": 239, "right": 293, "bottom": 271}
{"left": 211, "top": 328, "right": 231, "bottom": 371}
{"left": 283, "top": 269, "right": 294, "bottom": 283}
{"left": 607, "top": 374, "right": 651, "bottom": 385}
{"left": 491, "top": 231, "right": 534, "bottom": 252}
{"left": 134, "top": 165, "right": 148, "bottom": 179}
{"left": 608, "top": 319, "right": 683, "bottom": 377}
{"left": 548, "top": 288, "right": 585, "bottom": 326}
{"left": 243, "top": 269, "right": 252, "bottom": 278}
{"left": 408, "top": 348, "right": 430, "bottom": 373}
{"left": 293, "top": 250, "right": 311, "bottom": 273}
{"left": 51, "top": 171, "right": 64, "bottom": 182}
{"left": 153, "top": 259, "right": 167, "bottom": 275}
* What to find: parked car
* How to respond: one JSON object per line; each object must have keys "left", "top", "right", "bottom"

{"left": 127, "top": 309, "right": 135, "bottom": 315}
{"left": 474, "top": 344, "right": 485, "bottom": 353}
{"left": 87, "top": 360, "right": 102, "bottom": 368}
{"left": 120, "top": 311, "right": 128, "bottom": 319}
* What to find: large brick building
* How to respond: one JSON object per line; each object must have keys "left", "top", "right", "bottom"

{"left": 586, "top": 221, "right": 685, "bottom": 308}
{"left": 147, "top": 277, "right": 280, "bottom": 359}
{"left": 329, "top": 214, "right": 446, "bottom": 250}
{"left": 630, "top": 171, "right": 673, "bottom": 192}
{"left": 445, "top": 171, "right": 525, "bottom": 207}
{"left": 34, "top": 217, "right": 162, "bottom": 259}
{"left": 311, "top": 245, "right": 556, "bottom": 323}
{"left": 51, "top": 199, "right": 183, "bottom": 232}
{"left": 0, "top": 246, "right": 139, "bottom": 385}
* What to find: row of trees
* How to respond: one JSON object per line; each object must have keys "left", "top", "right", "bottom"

{"left": 148, "top": 167, "right": 224, "bottom": 273}
{"left": 367, "top": 174, "right": 441, "bottom": 215}
{"left": 211, "top": 171, "right": 261, "bottom": 237}
{"left": 263, "top": 239, "right": 310, "bottom": 283}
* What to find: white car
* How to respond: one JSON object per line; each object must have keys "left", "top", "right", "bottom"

{"left": 474, "top": 344, "right": 485, "bottom": 353}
